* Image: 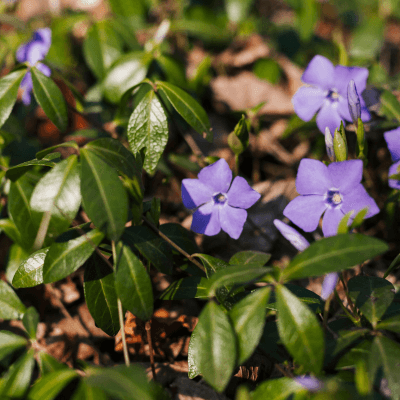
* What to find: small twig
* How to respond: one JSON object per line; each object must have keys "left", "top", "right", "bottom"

{"left": 322, "top": 296, "right": 331, "bottom": 331}
{"left": 145, "top": 320, "right": 157, "bottom": 381}
{"left": 274, "top": 363, "right": 294, "bottom": 378}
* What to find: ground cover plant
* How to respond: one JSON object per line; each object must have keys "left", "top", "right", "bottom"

{"left": 0, "top": 0, "right": 400, "bottom": 399}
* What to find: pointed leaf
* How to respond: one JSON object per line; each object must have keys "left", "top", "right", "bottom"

{"left": 31, "top": 67, "right": 68, "bottom": 132}
{"left": 84, "top": 253, "right": 119, "bottom": 336}
{"left": 156, "top": 80, "right": 212, "bottom": 142}
{"left": 12, "top": 247, "right": 49, "bottom": 288}
{"left": 283, "top": 234, "right": 388, "bottom": 281}
{"left": 229, "top": 287, "right": 270, "bottom": 365}
{"left": 36, "top": 141, "right": 79, "bottom": 160}
{"left": 115, "top": 241, "right": 153, "bottom": 321}
{"left": 229, "top": 250, "right": 271, "bottom": 267}
{"left": 193, "top": 253, "right": 230, "bottom": 277}
{"left": 333, "top": 328, "right": 370, "bottom": 355}
{"left": 159, "top": 223, "right": 199, "bottom": 255}
{"left": 0, "top": 218, "right": 21, "bottom": 244}
{"left": 43, "top": 229, "right": 104, "bottom": 283}
{"left": 0, "top": 68, "right": 27, "bottom": 129}
{"left": 276, "top": 284, "right": 324, "bottom": 374}
{"left": 0, "top": 280, "right": 26, "bottom": 319}
{"left": 159, "top": 276, "right": 209, "bottom": 300}
{"left": 37, "top": 352, "right": 68, "bottom": 375}
{"left": 22, "top": 307, "right": 40, "bottom": 340}
{"left": 251, "top": 377, "right": 305, "bottom": 400}
{"left": 376, "top": 315, "right": 400, "bottom": 333}
{"left": 5, "top": 244, "right": 29, "bottom": 283}
{"left": 71, "top": 381, "right": 108, "bottom": 400}
{"left": 81, "top": 148, "right": 128, "bottom": 242}
{"left": 0, "top": 331, "right": 27, "bottom": 361}
{"left": 127, "top": 89, "right": 168, "bottom": 173}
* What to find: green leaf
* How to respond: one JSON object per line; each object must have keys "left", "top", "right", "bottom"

{"left": 103, "top": 52, "right": 149, "bottom": 103}
{"left": 282, "top": 234, "right": 388, "bottom": 281}
{"left": 30, "top": 155, "right": 81, "bottom": 244}
{"left": 5, "top": 243, "right": 29, "bottom": 283}
{"left": 190, "top": 301, "right": 236, "bottom": 392}
{"left": 384, "top": 252, "right": 400, "bottom": 278}
{"left": 0, "top": 280, "right": 26, "bottom": 319}
{"left": 379, "top": 90, "right": 400, "bottom": 123}
{"left": 84, "top": 253, "right": 119, "bottom": 336}
{"left": 225, "top": 0, "right": 253, "bottom": 23}
{"left": 369, "top": 336, "right": 400, "bottom": 400}
{"left": 336, "top": 339, "right": 372, "bottom": 370}
{"left": 107, "top": 0, "right": 145, "bottom": 18}
{"left": 159, "top": 276, "right": 209, "bottom": 300}
{"left": 81, "top": 148, "right": 128, "bottom": 242}
{"left": 0, "top": 331, "right": 27, "bottom": 361}
{"left": 229, "top": 250, "right": 271, "bottom": 268}
{"left": 155, "top": 81, "right": 212, "bottom": 142}
{"left": 22, "top": 306, "right": 40, "bottom": 340}
{"left": 12, "top": 247, "right": 49, "bottom": 288}
{"left": 376, "top": 315, "right": 400, "bottom": 333}
{"left": 37, "top": 352, "right": 68, "bottom": 375}
{"left": 156, "top": 55, "right": 187, "bottom": 88}
{"left": 123, "top": 226, "right": 173, "bottom": 275}
{"left": 229, "top": 287, "right": 270, "bottom": 365}
{"left": 115, "top": 241, "right": 153, "bottom": 321}
{"left": 83, "top": 20, "right": 123, "bottom": 80}
{"left": 36, "top": 141, "right": 79, "bottom": 160}
{"left": 127, "top": 89, "right": 168, "bottom": 173}
{"left": 1, "top": 349, "right": 35, "bottom": 398}
{"left": 348, "top": 276, "right": 395, "bottom": 327}
{"left": 31, "top": 67, "right": 68, "bottom": 132}
{"left": 0, "top": 68, "right": 27, "bottom": 129}
{"left": 0, "top": 219, "right": 21, "bottom": 244}
{"left": 43, "top": 229, "right": 105, "bottom": 283}
{"left": 159, "top": 223, "right": 199, "bottom": 255}
{"left": 71, "top": 381, "right": 108, "bottom": 400}
{"left": 193, "top": 253, "right": 230, "bottom": 278}
{"left": 28, "top": 369, "right": 78, "bottom": 400}
{"left": 333, "top": 328, "right": 370, "bottom": 355}
{"left": 253, "top": 58, "right": 282, "bottom": 84}
{"left": 276, "top": 284, "right": 324, "bottom": 374}
{"left": 251, "top": 377, "right": 305, "bottom": 400}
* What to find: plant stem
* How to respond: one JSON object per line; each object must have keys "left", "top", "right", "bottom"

{"left": 323, "top": 296, "right": 331, "bottom": 331}
{"left": 334, "top": 290, "right": 361, "bottom": 327}
{"left": 145, "top": 320, "right": 157, "bottom": 381}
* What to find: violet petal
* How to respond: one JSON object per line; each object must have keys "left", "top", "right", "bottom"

{"left": 273, "top": 219, "right": 310, "bottom": 251}
{"left": 226, "top": 176, "right": 260, "bottom": 209}
{"left": 34, "top": 28, "right": 52, "bottom": 50}
{"left": 388, "top": 161, "right": 400, "bottom": 189}
{"left": 316, "top": 102, "right": 343, "bottom": 135}
{"left": 191, "top": 202, "right": 221, "bottom": 236}
{"left": 340, "top": 184, "right": 379, "bottom": 218}
{"left": 198, "top": 159, "right": 232, "bottom": 193}
{"left": 219, "top": 205, "right": 247, "bottom": 239}
{"left": 301, "top": 55, "right": 335, "bottom": 90}
{"left": 292, "top": 86, "right": 326, "bottom": 121}
{"left": 322, "top": 207, "right": 344, "bottom": 237}
{"left": 321, "top": 272, "right": 339, "bottom": 300}
{"left": 16, "top": 43, "right": 28, "bottom": 63}
{"left": 37, "top": 63, "right": 51, "bottom": 77}
{"left": 295, "top": 376, "right": 323, "bottom": 391}
{"left": 327, "top": 160, "right": 363, "bottom": 194}
{"left": 384, "top": 128, "right": 400, "bottom": 162}
{"left": 181, "top": 179, "right": 214, "bottom": 209}
{"left": 296, "top": 159, "right": 330, "bottom": 195}
{"left": 333, "top": 65, "right": 369, "bottom": 96}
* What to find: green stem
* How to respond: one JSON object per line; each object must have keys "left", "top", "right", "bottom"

{"left": 334, "top": 290, "right": 361, "bottom": 327}
{"left": 323, "top": 296, "right": 331, "bottom": 331}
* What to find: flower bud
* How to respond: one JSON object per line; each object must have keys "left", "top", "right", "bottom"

{"left": 325, "top": 127, "right": 335, "bottom": 161}
{"left": 333, "top": 124, "right": 348, "bottom": 162}
{"left": 321, "top": 272, "right": 339, "bottom": 300}
{"left": 294, "top": 376, "right": 323, "bottom": 392}
{"left": 273, "top": 219, "right": 310, "bottom": 251}
{"left": 347, "top": 79, "right": 361, "bottom": 127}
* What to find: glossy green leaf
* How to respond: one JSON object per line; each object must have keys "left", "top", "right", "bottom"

{"left": 235, "top": 385, "right": 251, "bottom": 400}
{"left": 127, "top": 89, "right": 168, "bottom": 173}
{"left": 43, "top": 229, "right": 104, "bottom": 283}
{"left": 369, "top": 336, "right": 400, "bottom": 400}
{"left": 5, "top": 244, "right": 29, "bottom": 283}
{"left": 37, "top": 352, "right": 68, "bottom": 375}
{"left": 30, "top": 155, "right": 81, "bottom": 244}
{"left": 107, "top": 0, "right": 145, "bottom": 17}
{"left": 22, "top": 306, "right": 40, "bottom": 340}
{"left": 348, "top": 276, "right": 395, "bottom": 327}
{"left": 159, "top": 223, "right": 199, "bottom": 255}
{"left": 276, "top": 284, "right": 324, "bottom": 374}
{"left": 81, "top": 148, "right": 128, "bottom": 242}
{"left": 229, "top": 250, "right": 271, "bottom": 268}
{"left": 253, "top": 58, "right": 282, "bottom": 84}
{"left": 384, "top": 252, "right": 400, "bottom": 278}
{"left": 0, "top": 331, "right": 27, "bottom": 361}
{"left": 0, "top": 280, "right": 26, "bottom": 319}
{"left": 376, "top": 315, "right": 400, "bottom": 333}
{"left": 190, "top": 301, "right": 236, "bottom": 392}
{"left": 71, "top": 381, "right": 108, "bottom": 400}
{"left": 282, "top": 234, "right": 388, "bottom": 281}
{"left": 336, "top": 339, "right": 372, "bottom": 370}
{"left": 31, "top": 67, "right": 68, "bottom": 132}
{"left": 1, "top": 349, "right": 35, "bottom": 398}
{"left": 159, "top": 276, "right": 209, "bottom": 300}
{"left": 251, "top": 377, "right": 305, "bottom": 400}
{"left": 156, "top": 55, "right": 187, "bottom": 88}
{"left": 229, "top": 287, "right": 270, "bottom": 365}
{"left": 12, "top": 247, "right": 49, "bottom": 288}
{"left": 0, "top": 68, "right": 27, "bottom": 129}
{"left": 379, "top": 89, "right": 400, "bottom": 123}
{"left": 84, "top": 253, "right": 119, "bottom": 336}
{"left": 83, "top": 20, "right": 123, "bottom": 80}
{"left": 28, "top": 369, "right": 78, "bottom": 400}
{"left": 115, "top": 241, "right": 153, "bottom": 321}
{"left": 193, "top": 253, "right": 230, "bottom": 277}
{"left": 188, "top": 327, "right": 201, "bottom": 379}
{"left": 123, "top": 226, "right": 173, "bottom": 275}
{"left": 333, "top": 328, "right": 370, "bottom": 356}
{"left": 0, "top": 219, "right": 21, "bottom": 244}
{"left": 36, "top": 141, "right": 79, "bottom": 160}
{"left": 103, "top": 52, "right": 149, "bottom": 103}
{"left": 156, "top": 80, "right": 212, "bottom": 142}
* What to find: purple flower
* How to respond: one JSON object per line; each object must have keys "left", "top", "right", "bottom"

{"left": 325, "top": 127, "right": 335, "bottom": 161}
{"left": 295, "top": 376, "right": 323, "bottom": 392}
{"left": 292, "top": 55, "right": 371, "bottom": 134}
{"left": 16, "top": 28, "right": 52, "bottom": 105}
{"left": 283, "top": 159, "right": 379, "bottom": 237}
{"left": 320, "top": 272, "right": 339, "bottom": 300}
{"left": 273, "top": 219, "right": 310, "bottom": 251}
{"left": 384, "top": 127, "right": 400, "bottom": 190}
{"left": 347, "top": 79, "right": 361, "bottom": 126}
{"left": 182, "top": 159, "right": 260, "bottom": 239}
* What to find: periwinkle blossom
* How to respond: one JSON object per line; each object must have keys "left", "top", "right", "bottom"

{"left": 292, "top": 55, "right": 370, "bottom": 134}
{"left": 347, "top": 79, "right": 361, "bottom": 126}
{"left": 182, "top": 159, "right": 260, "bottom": 239}
{"left": 283, "top": 159, "right": 379, "bottom": 237}
{"left": 16, "top": 28, "right": 52, "bottom": 105}
{"left": 295, "top": 376, "right": 323, "bottom": 392}
{"left": 321, "top": 272, "right": 339, "bottom": 300}
{"left": 384, "top": 127, "right": 400, "bottom": 190}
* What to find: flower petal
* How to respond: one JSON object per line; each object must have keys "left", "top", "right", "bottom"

{"left": 321, "top": 272, "right": 339, "bottom": 300}
{"left": 292, "top": 86, "right": 325, "bottom": 121}
{"left": 20, "top": 72, "right": 33, "bottom": 105}
{"left": 384, "top": 127, "right": 400, "bottom": 162}
{"left": 322, "top": 207, "right": 344, "bottom": 237}
{"left": 273, "top": 219, "right": 310, "bottom": 251}
{"left": 360, "top": 98, "right": 371, "bottom": 121}
{"left": 198, "top": 158, "right": 232, "bottom": 193}
{"left": 340, "top": 184, "right": 379, "bottom": 218}
{"left": 219, "top": 205, "right": 247, "bottom": 239}
{"left": 296, "top": 159, "right": 330, "bottom": 195}
{"left": 37, "top": 63, "right": 51, "bottom": 77}
{"left": 316, "top": 101, "right": 344, "bottom": 134}
{"left": 226, "top": 176, "right": 260, "bottom": 209}
{"left": 301, "top": 55, "right": 335, "bottom": 90}
{"left": 388, "top": 161, "right": 400, "bottom": 189}
{"left": 34, "top": 28, "right": 52, "bottom": 51}
{"left": 283, "top": 195, "right": 327, "bottom": 232}
{"left": 16, "top": 43, "right": 28, "bottom": 63}
{"left": 182, "top": 179, "right": 214, "bottom": 209}
{"left": 26, "top": 42, "right": 49, "bottom": 64}
{"left": 327, "top": 160, "right": 363, "bottom": 193}
{"left": 333, "top": 65, "right": 369, "bottom": 97}
{"left": 191, "top": 202, "right": 221, "bottom": 236}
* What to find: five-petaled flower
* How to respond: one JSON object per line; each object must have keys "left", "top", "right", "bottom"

{"left": 181, "top": 159, "right": 260, "bottom": 239}
{"left": 384, "top": 127, "right": 400, "bottom": 190}
{"left": 292, "top": 55, "right": 370, "bottom": 134}
{"left": 16, "top": 28, "right": 52, "bottom": 105}
{"left": 283, "top": 159, "right": 379, "bottom": 237}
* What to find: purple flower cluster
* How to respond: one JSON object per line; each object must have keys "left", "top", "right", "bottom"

{"left": 181, "top": 159, "right": 260, "bottom": 239}
{"left": 293, "top": 55, "right": 370, "bottom": 134}
{"left": 384, "top": 127, "right": 400, "bottom": 189}
{"left": 16, "top": 28, "right": 52, "bottom": 105}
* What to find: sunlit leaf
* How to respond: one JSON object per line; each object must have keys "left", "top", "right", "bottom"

{"left": 0, "top": 280, "right": 27, "bottom": 320}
